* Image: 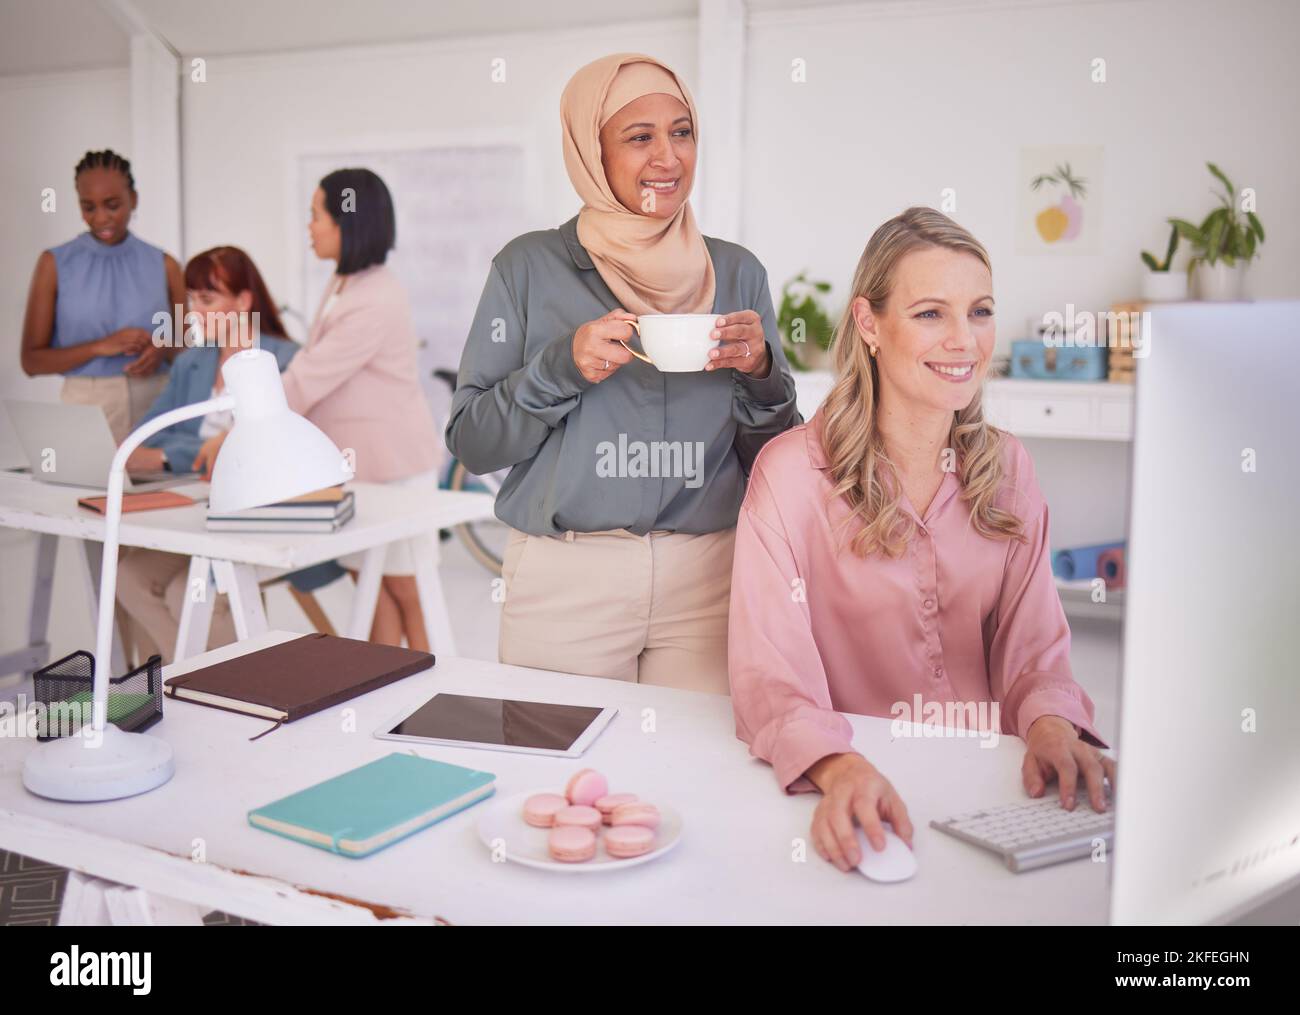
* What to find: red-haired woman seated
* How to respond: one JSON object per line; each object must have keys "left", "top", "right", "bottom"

{"left": 116, "top": 246, "right": 298, "bottom": 663}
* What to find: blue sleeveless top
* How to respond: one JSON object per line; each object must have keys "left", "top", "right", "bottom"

{"left": 49, "top": 231, "right": 171, "bottom": 378}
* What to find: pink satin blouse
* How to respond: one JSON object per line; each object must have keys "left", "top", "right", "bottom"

{"left": 728, "top": 411, "right": 1106, "bottom": 792}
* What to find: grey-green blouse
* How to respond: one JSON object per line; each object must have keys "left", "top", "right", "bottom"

{"left": 445, "top": 216, "right": 800, "bottom": 537}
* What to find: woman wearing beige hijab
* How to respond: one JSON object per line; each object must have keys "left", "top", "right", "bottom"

{"left": 446, "top": 53, "right": 799, "bottom": 693}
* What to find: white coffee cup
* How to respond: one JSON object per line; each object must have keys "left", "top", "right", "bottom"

{"left": 620, "top": 313, "right": 720, "bottom": 372}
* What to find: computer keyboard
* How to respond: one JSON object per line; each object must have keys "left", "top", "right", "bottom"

{"left": 930, "top": 792, "right": 1114, "bottom": 872}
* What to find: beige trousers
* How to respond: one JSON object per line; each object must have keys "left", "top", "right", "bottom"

{"left": 115, "top": 549, "right": 237, "bottom": 666}
{"left": 498, "top": 527, "right": 735, "bottom": 694}
{"left": 61, "top": 373, "right": 168, "bottom": 445}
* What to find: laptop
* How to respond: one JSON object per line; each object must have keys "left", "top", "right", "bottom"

{"left": 0, "top": 402, "right": 29, "bottom": 472}
{"left": 4, "top": 399, "right": 199, "bottom": 492}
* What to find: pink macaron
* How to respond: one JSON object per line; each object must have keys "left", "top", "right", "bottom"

{"left": 548, "top": 825, "right": 597, "bottom": 863}
{"left": 594, "top": 793, "right": 638, "bottom": 824}
{"left": 522, "top": 793, "right": 569, "bottom": 828}
{"left": 553, "top": 804, "right": 602, "bottom": 832}
{"left": 565, "top": 768, "right": 609, "bottom": 807}
{"left": 604, "top": 824, "right": 656, "bottom": 859}
{"left": 610, "top": 802, "right": 661, "bottom": 830}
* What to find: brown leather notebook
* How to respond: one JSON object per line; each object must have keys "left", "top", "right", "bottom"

{"left": 163, "top": 634, "right": 433, "bottom": 737}
{"left": 78, "top": 491, "right": 196, "bottom": 514}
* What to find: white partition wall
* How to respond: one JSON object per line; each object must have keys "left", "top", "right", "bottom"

{"left": 127, "top": 33, "right": 182, "bottom": 258}
{"left": 693, "top": 0, "right": 746, "bottom": 240}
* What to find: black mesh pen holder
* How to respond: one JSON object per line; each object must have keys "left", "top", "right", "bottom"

{"left": 32, "top": 650, "right": 163, "bottom": 741}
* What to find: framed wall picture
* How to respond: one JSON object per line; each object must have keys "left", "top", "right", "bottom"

{"left": 1017, "top": 145, "right": 1104, "bottom": 254}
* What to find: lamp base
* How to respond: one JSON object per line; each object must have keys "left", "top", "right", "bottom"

{"left": 22, "top": 724, "right": 175, "bottom": 802}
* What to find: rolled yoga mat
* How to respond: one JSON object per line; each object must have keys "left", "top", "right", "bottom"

{"left": 1097, "top": 547, "right": 1126, "bottom": 589}
{"left": 1051, "top": 541, "right": 1126, "bottom": 581}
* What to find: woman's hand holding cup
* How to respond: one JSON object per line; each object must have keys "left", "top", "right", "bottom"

{"left": 572, "top": 309, "right": 637, "bottom": 384}
{"left": 705, "top": 310, "right": 771, "bottom": 377}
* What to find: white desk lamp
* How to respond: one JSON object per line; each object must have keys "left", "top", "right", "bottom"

{"left": 22, "top": 349, "right": 354, "bottom": 801}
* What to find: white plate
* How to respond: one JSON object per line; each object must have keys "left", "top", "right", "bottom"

{"left": 477, "top": 790, "right": 682, "bottom": 873}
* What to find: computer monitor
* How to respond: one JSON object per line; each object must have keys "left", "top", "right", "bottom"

{"left": 1111, "top": 301, "right": 1300, "bottom": 924}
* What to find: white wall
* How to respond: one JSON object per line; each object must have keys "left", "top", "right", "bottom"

{"left": 743, "top": 0, "right": 1300, "bottom": 345}
{"left": 179, "top": 20, "right": 698, "bottom": 320}
{"left": 8, "top": 0, "right": 1299, "bottom": 390}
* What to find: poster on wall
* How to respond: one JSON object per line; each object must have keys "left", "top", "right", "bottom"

{"left": 1016, "top": 145, "right": 1104, "bottom": 254}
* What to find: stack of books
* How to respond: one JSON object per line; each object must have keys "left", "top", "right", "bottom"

{"left": 205, "top": 486, "right": 355, "bottom": 533}
{"left": 1106, "top": 300, "right": 1142, "bottom": 384}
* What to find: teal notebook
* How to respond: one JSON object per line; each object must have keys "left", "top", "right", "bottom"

{"left": 248, "top": 753, "right": 496, "bottom": 858}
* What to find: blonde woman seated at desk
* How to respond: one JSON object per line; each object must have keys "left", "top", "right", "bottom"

{"left": 727, "top": 208, "right": 1115, "bottom": 873}
{"left": 115, "top": 246, "right": 297, "bottom": 664}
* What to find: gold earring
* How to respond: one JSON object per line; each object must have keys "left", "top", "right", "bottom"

{"left": 868, "top": 343, "right": 879, "bottom": 358}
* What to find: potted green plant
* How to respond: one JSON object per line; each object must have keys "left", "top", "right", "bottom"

{"left": 777, "top": 271, "right": 835, "bottom": 371}
{"left": 1169, "top": 163, "right": 1265, "bottom": 301}
{"left": 1139, "top": 224, "right": 1187, "bottom": 301}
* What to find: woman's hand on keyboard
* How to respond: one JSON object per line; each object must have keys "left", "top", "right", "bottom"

{"left": 804, "top": 753, "right": 914, "bottom": 872}
{"left": 192, "top": 431, "right": 229, "bottom": 482}
{"left": 1023, "top": 716, "right": 1116, "bottom": 813}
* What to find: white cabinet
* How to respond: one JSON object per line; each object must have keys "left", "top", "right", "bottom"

{"left": 983, "top": 379, "right": 1134, "bottom": 441}
{"left": 791, "top": 374, "right": 1134, "bottom": 441}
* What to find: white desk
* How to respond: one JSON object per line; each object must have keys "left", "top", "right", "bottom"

{"left": 0, "top": 472, "right": 495, "bottom": 675}
{"left": 0, "top": 630, "right": 1110, "bottom": 925}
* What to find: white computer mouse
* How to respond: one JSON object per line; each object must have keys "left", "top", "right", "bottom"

{"left": 855, "top": 825, "right": 918, "bottom": 882}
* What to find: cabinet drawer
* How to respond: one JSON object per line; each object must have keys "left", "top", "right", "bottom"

{"left": 998, "top": 394, "right": 1091, "bottom": 435}
{"left": 1097, "top": 397, "right": 1134, "bottom": 437}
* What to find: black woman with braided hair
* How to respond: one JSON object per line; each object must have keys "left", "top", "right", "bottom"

{"left": 20, "top": 149, "right": 186, "bottom": 442}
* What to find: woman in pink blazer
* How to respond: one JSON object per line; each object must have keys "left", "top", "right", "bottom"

{"left": 728, "top": 208, "right": 1114, "bottom": 873}
{"left": 281, "top": 169, "right": 441, "bottom": 648}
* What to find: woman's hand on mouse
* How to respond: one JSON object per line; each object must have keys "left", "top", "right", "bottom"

{"left": 1023, "top": 715, "right": 1116, "bottom": 812}
{"left": 705, "top": 310, "right": 771, "bottom": 377}
{"left": 805, "top": 752, "right": 914, "bottom": 872}
{"left": 572, "top": 309, "right": 638, "bottom": 383}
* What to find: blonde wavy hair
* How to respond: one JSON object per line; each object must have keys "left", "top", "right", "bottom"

{"left": 821, "top": 207, "right": 1024, "bottom": 558}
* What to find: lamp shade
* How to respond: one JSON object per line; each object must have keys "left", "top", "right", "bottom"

{"left": 207, "top": 349, "right": 354, "bottom": 513}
